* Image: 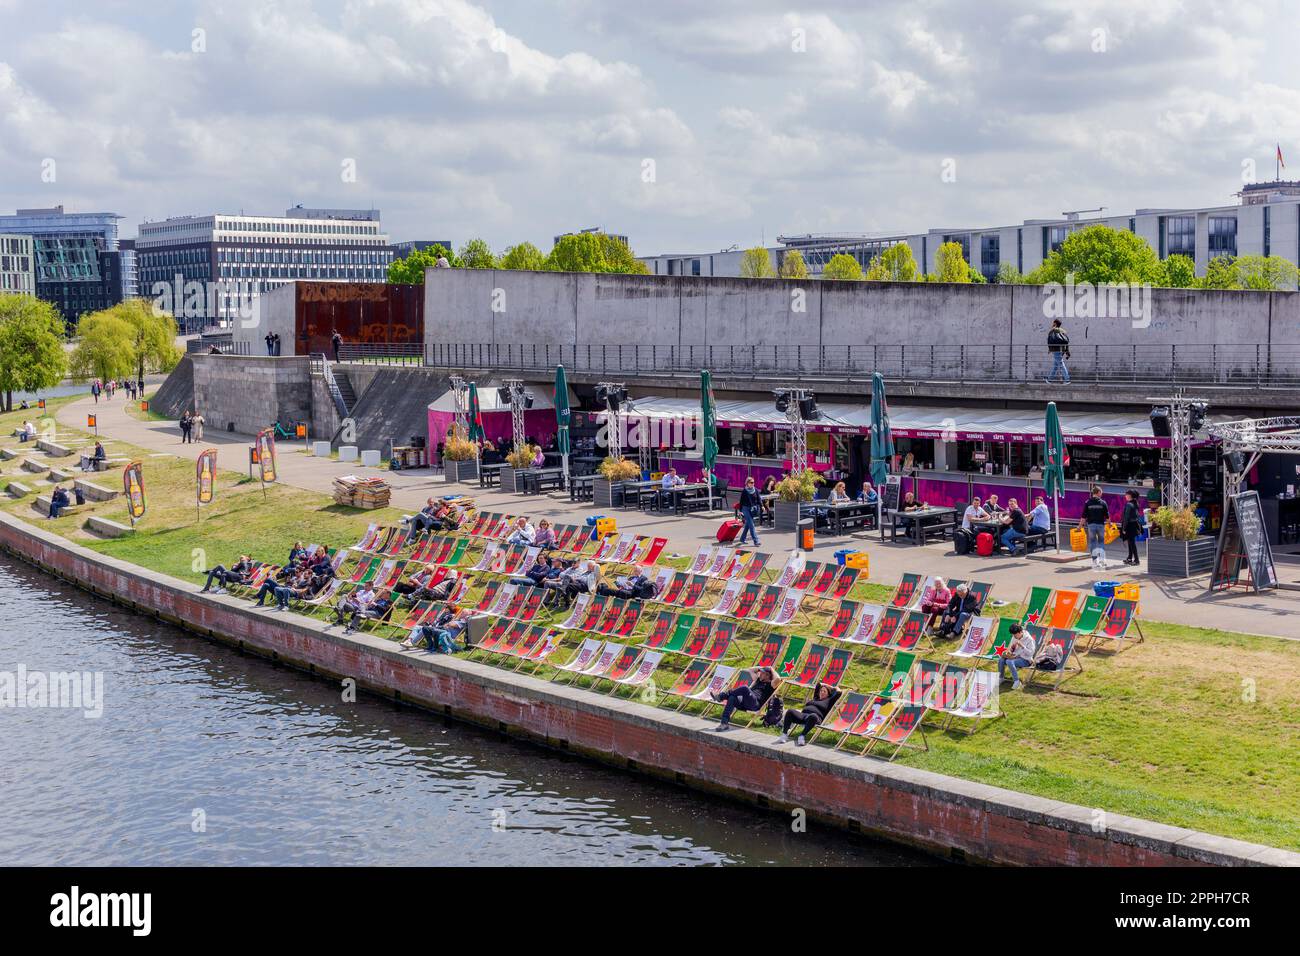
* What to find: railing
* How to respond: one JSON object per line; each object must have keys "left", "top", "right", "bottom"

{"left": 426, "top": 343, "right": 1300, "bottom": 387}
{"left": 336, "top": 342, "right": 424, "bottom": 365}
{"left": 309, "top": 354, "right": 349, "bottom": 418}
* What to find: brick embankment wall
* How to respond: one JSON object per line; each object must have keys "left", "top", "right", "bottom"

{"left": 1, "top": 512, "right": 1294, "bottom": 867}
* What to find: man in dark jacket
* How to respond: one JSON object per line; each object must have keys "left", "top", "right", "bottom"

{"left": 778, "top": 683, "right": 842, "bottom": 746}
{"left": 1079, "top": 486, "right": 1111, "bottom": 570}
{"left": 1046, "top": 319, "right": 1071, "bottom": 384}
{"left": 713, "top": 667, "right": 777, "bottom": 731}
{"left": 936, "top": 584, "right": 979, "bottom": 638}
{"left": 736, "top": 477, "right": 763, "bottom": 547}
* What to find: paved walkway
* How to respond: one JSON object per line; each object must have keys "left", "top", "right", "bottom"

{"left": 58, "top": 392, "right": 1300, "bottom": 641}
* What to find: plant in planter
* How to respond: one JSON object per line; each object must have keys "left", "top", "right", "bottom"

{"left": 593, "top": 456, "right": 641, "bottom": 507}
{"left": 1147, "top": 504, "right": 1214, "bottom": 577}
{"left": 773, "top": 470, "right": 824, "bottom": 531}
{"left": 442, "top": 434, "right": 478, "bottom": 482}
{"left": 500, "top": 444, "right": 539, "bottom": 492}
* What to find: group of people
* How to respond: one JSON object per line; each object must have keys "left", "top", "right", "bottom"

{"left": 90, "top": 379, "right": 141, "bottom": 403}
{"left": 179, "top": 410, "right": 204, "bottom": 444}
{"left": 410, "top": 497, "right": 468, "bottom": 535}
{"left": 960, "top": 494, "right": 1053, "bottom": 555}
{"left": 1080, "top": 486, "right": 1145, "bottom": 569}
{"left": 47, "top": 484, "right": 82, "bottom": 519}
{"left": 263, "top": 332, "right": 284, "bottom": 356}
{"left": 709, "top": 668, "right": 844, "bottom": 747}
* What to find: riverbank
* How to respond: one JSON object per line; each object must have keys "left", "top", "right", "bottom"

{"left": 1, "top": 508, "right": 1293, "bottom": 866}
{"left": 3, "top": 395, "right": 1299, "bottom": 855}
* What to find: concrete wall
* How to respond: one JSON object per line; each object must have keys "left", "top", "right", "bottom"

{"left": 232, "top": 283, "right": 295, "bottom": 355}
{"left": 3, "top": 509, "right": 1293, "bottom": 867}
{"left": 190, "top": 354, "right": 312, "bottom": 436}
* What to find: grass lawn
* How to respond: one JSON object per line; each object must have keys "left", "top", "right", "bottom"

{"left": 3, "top": 398, "right": 1298, "bottom": 851}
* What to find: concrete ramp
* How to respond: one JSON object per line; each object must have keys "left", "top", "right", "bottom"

{"left": 150, "top": 355, "right": 195, "bottom": 419}
{"left": 332, "top": 366, "right": 450, "bottom": 455}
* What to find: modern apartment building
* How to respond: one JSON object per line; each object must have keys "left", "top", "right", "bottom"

{"left": 0, "top": 206, "right": 136, "bottom": 326}
{"left": 135, "top": 206, "right": 392, "bottom": 330}
{"left": 0, "top": 235, "right": 36, "bottom": 296}
{"left": 641, "top": 182, "right": 1300, "bottom": 282}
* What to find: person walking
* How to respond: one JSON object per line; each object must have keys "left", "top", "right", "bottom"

{"left": 736, "top": 477, "right": 763, "bottom": 547}
{"left": 91, "top": 381, "right": 100, "bottom": 404}
{"left": 193, "top": 412, "right": 205, "bottom": 441}
{"left": 331, "top": 329, "right": 342, "bottom": 361}
{"left": 1120, "top": 489, "right": 1143, "bottom": 566}
{"left": 1046, "top": 319, "right": 1071, "bottom": 384}
{"left": 1079, "top": 485, "right": 1111, "bottom": 570}
{"left": 180, "top": 410, "right": 193, "bottom": 444}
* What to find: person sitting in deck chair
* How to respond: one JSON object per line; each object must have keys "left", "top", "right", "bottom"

{"left": 394, "top": 564, "right": 438, "bottom": 601}
{"left": 598, "top": 569, "right": 654, "bottom": 601}
{"left": 408, "top": 607, "right": 472, "bottom": 654}
{"left": 334, "top": 581, "right": 378, "bottom": 631}
{"left": 919, "top": 577, "right": 951, "bottom": 617}
{"left": 997, "top": 623, "right": 1036, "bottom": 690}
{"left": 200, "top": 555, "right": 253, "bottom": 593}
{"left": 533, "top": 518, "right": 557, "bottom": 550}
{"left": 512, "top": 554, "right": 553, "bottom": 588}
{"left": 712, "top": 667, "right": 778, "bottom": 732}
{"left": 506, "top": 516, "right": 536, "bottom": 546}
{"left": 777, "top": 682, "right": 842, "bottom": 747}
{"left": 935, "top": 583, "right": 978, "bottom": 638}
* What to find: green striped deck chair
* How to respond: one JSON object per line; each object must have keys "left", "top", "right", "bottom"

{"left": 663, "top": 614, "right": 697, "bottom": 653}
{"left": 447, "top": 538, "right": 471, "bottom": 566}
{"left": 1021, "top": 586, "right": 1053, "bottom": 626}
{"left": 1070, "top": 594, "right": 1111, "bottom": 636}
{"left": 978, "top": 617, "right": 1020, "bottom": 661}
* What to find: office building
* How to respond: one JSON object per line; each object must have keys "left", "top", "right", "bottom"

{"left": 0, "top": 235, "right": 36, "bottom": 296}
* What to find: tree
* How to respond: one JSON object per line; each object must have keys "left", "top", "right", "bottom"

{"left": 498, "top": 242, "right": 546, "bottom": 272}
{"left": 545, "top": 233, "right": 609, "bottom": 273}
{"left": 71, "top": 300, "right": 180, "bottom": 388}
{"left": 0, "top": 294, "right": 67, "bottom": 412}
{"left": 966, "top": 265, "right": 987, "bottom": 283}
{"left": 387, "top": 244, "right": 460, "bottom": 283}
{"left": 995, "top": 262, "right": 1024, "bottom": 284}
{"left": 1197, "top": 254, "right": 1300, "bottom": 290}
{"left": 864, "top": 243, "right": 919, "bottom": 282}
{"left": 930, "top": 241, "right": 972, "bottom": 283}
{"left": 739, "top": 246, "right": 776, "bottom": 278}
{"left": 821, "top": 253, "right": 864, "bottom": 281}
{"left": 1036, "top": 224, "right": 1164, "bottom": 286}
{"left": 1161, "top": 254, "right": 1197, "bottom": 288}
{"left": 596, "top": 234, "right": 649, "bottom": 274}
{"left": 779, "top": 250, "right": 809, "bottom": 279}
{"left": 458, "top": 238, "right": 498, "bottom": 269}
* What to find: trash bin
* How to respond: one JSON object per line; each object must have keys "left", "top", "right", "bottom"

{"left": 1093, "top": 581, "right": 1119, "bottom": 599}
{"left": 797, "top": 518, "right": 815, "bottom": 552}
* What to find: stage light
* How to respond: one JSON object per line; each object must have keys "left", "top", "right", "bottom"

{"left": 773, "top": 390, "right": 790, "bottom": 413}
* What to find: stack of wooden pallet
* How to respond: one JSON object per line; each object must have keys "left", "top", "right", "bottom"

{"left": 333, "top": 474, "right": 391, "bottom": 509}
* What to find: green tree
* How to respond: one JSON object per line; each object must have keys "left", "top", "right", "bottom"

{"left": 545, "top": 233, "right": 609, "bottom": 273}
{"left": 966, "top": 265, "right": 987, "bottom": 283}
{"left": 739, "top": 246, "right": 776, "bottom": 278}
{"left": 995, "top": 262, "right": 1024, "bottom": 284}
{"left": 779, "top": 250, "right": 809, "bottom": 279}
{"left": 1197, "top": 254, "right": 1300, "bottom": 290}
{"left": 864, "top": 243, "right": 919, "bottom": 282}
{"left": 596, "top": 234, "right": 649, "bottom": 274}
{"left": 1036, "top": 224, "right": 1164, "bottom": 285}
{"left": 71, "top": 300, "right": 180, "bottom": 388}
{"left": 821, "top": 253, "right": 864, "bottom": 281}
{"left": 1161, "top": 254, "right": 1197, "bottom": 288}
{"left": 387, "top": 244, "right": 460, "bottom": 283}
{"left": 930, "top": 241, "right": 972, "bottom": 283}
{"left": 457, "top": 238, "right": 498, "bottom": 269}
{"left": 498, "top": 241, "right": 547, "bottom": 272}
{"left": 0, "top": 294, "right": 67, "bottom": 412}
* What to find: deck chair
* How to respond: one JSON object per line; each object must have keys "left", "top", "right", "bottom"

{"left": 1069, "top": 594, "right": 1111, "bottom": 639}
{"left": 697, "top": 621, "right": 734, "bottom": 662}
{"left": 676, "top": 664, "right": 737, "bottom": 711}
{"left": 594, "top": 598, "right": 627, "bottom": 635}
{"left": 939, "top": 669, "right": 1003, "bottom": 732}
{"left": 551, "top": 638, "right": 603, "bottom": 681}
{"left": 741, "top": 552, "right": 771, "bottom": 583}
{"left": 773, "top": 552, "right": 807, "bottom": 589}
{"left": 634, "top": 537, "right": 668, "bottom": 566}
{"left": 641, "top": 610, "right": 678, "bottom": 649}
{"left": 594, "top": 645, "right": 643, "bottom": 688}
{"left": 843, "top": 603, "right": 884, "bottom": 644}
{"left": 1085, "top": 598, "right": 1143, "bottom": 653}
{"left": 666, "top": 659, "right": 714, "bottom": 704}
{"left": 868, "top": 605, "right": 907, "bottom": 650}
{"left": 864, "top": 703, "right": 928, "bottom": 760}
{"left": 730, "top": 583, "right": 765, "bottom": 620}
{"left": 824, "top": 600, "right": 861, "bottom": 642}
{"left": 908, "top": 659, "right": 946, "bottom": 707}
{"left": 383, "top": 528, "right": 410, "bottom": 557}
{"left": 518, "top": 589, "right": 546, "bottom": 622}
{"left": 608, "top": 534, "right": 640, "bottom": 564}
{"left": 752, "top": 633, "right": 788, "bottom": 671}
{"left": 472, "top": 617, "right": 513, "bottom": 652}
{"left": 924, "top": 664, "right": 970, "bottom": 715}
{"left": 1023, "top": 627, "right": 1083, "bottom": 690}
{"left": 515, "top": 629, "right": 562, "bottom": 671}
{"left": 789, "top": 561, "right": 822, "bottom": 592}
{"left": 826, "top": 567, "right": 860, "bottom": 602}
{"left": 949, "top": 615, "right": 997, "bottom": 658}
{"left": 1048, "top": 590, "right": 1082, "bottom": 629}
{"left": 297, "top": 578, "right": 342, "bottom": 608}
{"left": 811, "top": 691, "right": 869, "bottom": 746}
{"left": 347, "top": 555, "right": 376, "bottom": 584}
{"left": 495, "top": 583, "right": 526, "bottom": 618}
{"left": 473, "top": 578, "right": 504, "bottom": 614}
{"left": 977, "top": 617, "right": 1019, "bottom": 662}
{"left": 446, "top": 538, "right": 471, "bottom": 566}
{"left": 883, "top": 651, "right": 918, "bottom": 700}
{"left": 608, "top": 651, "right": 663, "bottom": 698}
{"left": 773, "top": 635, "right": 808, "bottom": 682}
{"left": 784, "top": 643, "right": 830, "bottom": 690}
{"left": 888, "top": 572, "right": 923, "bottom": 608}
{"left": 648, "top": 566, "right": 677, "bottom": 600}
{"left": 832, "top": 694, "right": 898, "bottom": 751}
{"left": 659, "top": 572, "right": 689, "bottom": 605}
{"left": 707, "top": 579, "right": 745, "bottom": 616}
{"left": 612, "top": 602, "right": 643, "bottom": 639}
{"left": 703, "top": 548, "right": 734, "bottom": 578}
{"left": 966, "top": 580, "right": 994, "bottom": 613}
{"left": 768, "top": 589, "right": 805, "bottom": 628}
{"left": 471, "top": 543, "right": 501, "bottom": 572}
{"left": 678, "top": 575, "right": 709, "bottom": 610}
{"left": 572, "top": 593, "right": 610, "bottom": 632}
{"left": 1021, "top": 585, "right": 1053, "bottom": 625}
{"left": 892, "top": 610, "right": 929, "bottom": 654}
{"left": 686, "top": 545, "right": 715, "bottom": 575}
{"left": 560, "top": 640, "right": 621, "bottom": 684}
{"left": 678, "top": 616, "right": 712, "bottom": 656}
{"left": 353, "top": 523, "right": 380, "bottom": 550}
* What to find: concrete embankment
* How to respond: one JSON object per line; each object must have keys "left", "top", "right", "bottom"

{"left": 1, "top": 511, "right": 1294, "bottom": 867}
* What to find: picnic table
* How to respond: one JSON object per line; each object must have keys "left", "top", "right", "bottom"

{"left": 666, "top": 482, "right": 712, "bottom": 515}
{"left": 519, "top": 467, "right": 566, "bottom": 495}
{"left": 478, "top": 462, "right": 503, "bottom": 488}
{"left": 822, "top": 500, "right": 880, "bottom": 536}
{"left": 885, "top": 506, "right": 958, "bottom": 546}
{"left": 569, "top": 473, "right": 595, "bottom": 502}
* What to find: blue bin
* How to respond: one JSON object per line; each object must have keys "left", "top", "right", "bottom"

{"left": 833, "top": 548, "right": 854, "bottom": 566}
{"left": 1093, "top": 581, "right": 1119, "bottom": 599}
{"left": 586, "top": 514, "right": 605, "bottom": 541}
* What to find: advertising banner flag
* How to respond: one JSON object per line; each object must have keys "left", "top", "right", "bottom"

{"left": 256, "top": 428, "right": 278, "bottom": 484}
{"left": 123, "top": 460, "right": 146, "bottom": 524}
{"left": 196, "top": 448, "right": 217, "bottom": 506}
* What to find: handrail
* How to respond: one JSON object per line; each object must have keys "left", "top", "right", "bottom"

{"left": 309, "top": 353, "right": 349, "bottom": 418}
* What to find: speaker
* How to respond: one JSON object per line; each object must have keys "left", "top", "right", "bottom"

{"left": 799, "top": 396, "right": 820, "bottom": 420}
{"left": 1188, "top": 402, "right": 1208, "bottom": 432}
{"left": 524, "top": 393, "right": 535, "bottom": 409}
{"left": 497, "top": 386, "right": 512, "bottom": 405}
{"left": 1149, "top": 407, "right": 1171, "bottom": 438}
{"left": 1222, "top": 450, "right": 1246, "bottom": 473}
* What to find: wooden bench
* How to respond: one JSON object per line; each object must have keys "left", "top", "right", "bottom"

{"left": 87, "top": 515, "right": 134, "bottom": 537}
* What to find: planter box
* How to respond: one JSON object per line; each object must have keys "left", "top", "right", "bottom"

{"left": 444, "top": 458, "right": 478, "bottom": 483}
{"left": 499, "top": 465, "right": 519, "bottom": 494}
{"left": 773, "top": 499, "right": 806, "bottom": 533}
{"left": 1147, "top": 534, "right": 1216, "bottom": 578}
{"left": 593, "top": 477, "right": 618, "bottom": 509}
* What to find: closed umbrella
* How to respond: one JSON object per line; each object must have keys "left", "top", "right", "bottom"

{"left": 555, "top": 365, "right": 571, "bottom": 488}
{"left": 870, "top": 372, "right": 894, "bottom": 534}
{"left": 1044, "top": 401, "right": 1067, "bottom": 552}
{"left": 467, "top": 382, "right": 484, "bottom": 463}
{"left": 701, "top": 370, "right": 719, "bottom": 511}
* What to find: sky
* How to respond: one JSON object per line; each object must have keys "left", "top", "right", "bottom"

{"left": 1, "top": 0, "right": 1298, "bottom": 256}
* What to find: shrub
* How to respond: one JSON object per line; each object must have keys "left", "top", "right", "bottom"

{"left": 443, "top": 435, "right": 477, "bottom": 462}
{"left": 1152, "top": 505, "right": 1202, "bottom": 541}
{"left": 775, "top": 469, "right": 824, "bottom": 502}
{"left": 506, "top": 444, "right": 537, "bottom": 469}
{"left": 598, "top": 457, "right": 641, "bottom": 481}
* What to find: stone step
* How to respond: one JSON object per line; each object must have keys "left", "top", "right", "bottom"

{"left": 32, "top": 495, "right": 88, "bottom": 519}
{"left": 35, "top": 439, "right": 73, "bottom": 457}
{"left": 48, "top": 467, "right": 77, "bottom": 482}
{"left": 86, "top": 515, "right": 134, "bottom": 537}
{"left": 0, "top": 447, "right": 20, "bottom": 460}
{"left": 20, "top": 458, "right": 50, "bottom": 474}
{"left": 5, "top": 481, "right": 33, "bottom": 498}
{"left": 75, "top": 479, "right": 119, "bottom": 502}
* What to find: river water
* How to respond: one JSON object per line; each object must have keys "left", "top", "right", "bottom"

{"left": 0, "top": 555, "right": 931, "bottom": 866}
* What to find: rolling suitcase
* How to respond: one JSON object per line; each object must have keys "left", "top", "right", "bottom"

{"left": 717, "top": 519, "right": 742, "bottom": 543}
{"left": 976, "top": 532, "right": 995, "bottom": 557}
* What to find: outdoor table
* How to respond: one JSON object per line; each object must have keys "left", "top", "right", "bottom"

{"left": 568, "top": 473, "right": 596, "bottom": 502}
{"left": 669, "top": 483, "right": 712, "bottom": 515}
{"left": 619, "top": 480, "right": 658, "bottom": 510}
{"left": 520, "top": 467, "right": 565, "bottom": 495}
{"left": 886, "top": 506, "right": 958, "bottom": 546}
{"left": 478, "top": 462, "right": 503, "bottom": 488}
{"left": 572, "top": 456, "right": 603, "bottom": 476}
{"left": 823, "top": 500, "right": 880, "bottom": 536}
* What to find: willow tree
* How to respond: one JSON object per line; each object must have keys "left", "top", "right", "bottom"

{"left": 71, "top": 299, "right": 181, "bottom": 387}
{"left": 0, "top": 294, "right": 67, "bottom": 412}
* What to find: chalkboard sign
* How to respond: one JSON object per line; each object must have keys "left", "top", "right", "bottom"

{"left": 883, "top": 475, "right": 902, "bottom": 513}
{"left": 1209, "top": 491, "right": 1277, "bottom": 592}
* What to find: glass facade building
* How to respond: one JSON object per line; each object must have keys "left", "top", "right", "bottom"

{"left": 0, "top": 235, "right": 36, "bottom": 295}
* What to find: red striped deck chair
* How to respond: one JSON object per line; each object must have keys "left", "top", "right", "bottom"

{"left": 429, "top": 536, "right": 455, "bottom": 564}
{"left": 598, "top": 645, "right": 643, "bottom": 686}
{"left": 950, "top": 615, "right": 997, "bottom": 658}
{"left": 741, "top": 552, "right": 771, "bottom": 583}
{"left": 940, "top": 669, "right": 1002, "bottom": 731}
{"left": 518, "top": 589, "right": 546, "bottom": 622}
{"left": 925, "top": 664, "right": 971, "bottom": 713}
{"left": 907, "top": 659, "right": 946, "bottom": 706}
{"left": 549, "top": 525, "right": 574, "bottom": 552}
{"left": 353, "top": 523, "right": 380, "bottom": 551}
{"left": 552, "top": 638, "right": 603, "bottom": 680}
{"left": 633, "top": 536, "right": 668, "bottom": 566}
{"left": 501, "top": 585, "right": 532, "bottom": 619}
{"left": 567, "top": 531, "right": 595, "bottom": 556}
{"left": 824, "top": 600, "right": 860, "bottom": 642}
{"left": 820, "top": 647, "right": 853, "bottom": 689}
{"left": 865, "top": 702, "right": 928, "bottom": 760}
{"left": 613, "top": 601, "right": 643, "bottom": 639}
{"left": 471, "top": 543, "right": 500, "bottom": 572}
{"left": 832, "top": 694, "right": 897, "bottom": 750}
{"left": 506, "top": 624, "right": 547, "bottom": 660}
{"left": 827, "top": 566, "right": 859, "bottom": 602}
{"left": 1048, "top": 590, "right": 1081, "bottom": 629}
{"left": 844, "top": 603, "right": 884, "bottom": 645}
{"left": 370, "top": 559, "right": 396, "bottom": 590}
{"left": 667, "top": 659, "right": 714, "bottom": 703}
{"left": 1025, "top": 627, "right": 1083, "bottom": 690}
{"left": 753, "top": 633, "right": 787, "bottom": 671}
{"left": 515, "top": 629, "right": 562, "bottom": 670}
{"left": 473, "top": 579, "right": 504, "bottom": 613}
{"left": 811, "top": 691, "right": 868, "bottom": 745}
{"left": 730, "top": 582, "right": 764, "bottom": 620}
{"left": 554, "top": 592, "right": 592, "bottom": 630}
{"left": 406, "top": 533, "right": 432, "bottom": 563}
{"left": 588, "top": 535, "right": 615, "bottom": 562}
{"left": 889, "top": 572, "right": 923, "bottom": 608}
{"left": 575, "top": 593, "right": 610, "bottom": 632}
{"left": 893, "top": 610, "right": 929, "bottom": 653}
{"left": 487, "top": 582, "right": 519, "bottom": 617}
{"left": 608, "top": 650, "right": 663, "bottom": 697}
{"left": 687, "top": 545, "right": 715, "bottom": 575}
{"left": 773, "top": 552, "right": 807, "bottom": 589}
{"left": 1087, "top": 598, "right": 1142, "bottom": 653}
{"left": 807, "top": 563, "right": 840, "bottom": 601}
{"left": 642, "top": 610, "right": 677, "bottom": 649}
{"left": 365, "top": 527, "right": 394, "bottom": 554}
{"left": 679, "top": 575, "right": 709, "bottom": 609}
{"left": 786, "top": 643, "right": 829, "bottom": 689}
{"left": 377, "top": 560, "right": 407, "bottom": 591}
{"left": 490, "top": 544, "right": 523, "bottom": 575}
{"left": 748, "top": 585, "right": 782, "bottom": 623}
{"left": 476, "top": 617, "right": 513, "bottom": 652}
{"left": 400, "top": 600, "right": 438, "bottom": 631}
{"left": 466, "top": 512, "right": 490, "bottom": 536}
{"left": 348, "top": 555, "right": 377, "bottom": 584}
{"left": 698, "top": 620, "right": 734, "bottom": 661}
{"left": 769, "top": 589, "right": 805, "bottom": 628}
{"left": 446, "top": 578, "right": 470, "bottom": 604}
{"left": 488, "top": 514, "right": 514, "bottom": 539}
{"left": 594, "top": 598, "right": 627, "bottom": 635}
{"left": 659, "top": 572, "right": 689, "bottom": 605}
{"left": 677, "top": 664, "right": 737, "bottom": 710}
{"left": 789, "top": 561, "right": 823, "bottom": 592}
{"left": 967, "top": 580, "right": 994, "bottom": 614}
{"left": 869, "top": 605, "right": 907, "bottom": 649}
{"left": 704, "top": 548, "right": 734, "bottom": 578}
{"left": 493, "top": 620, "right": 530, "bottom": 656}
{"left": 609, "top": 534, "right": 639, "bottom": 564}
{"left": 1021, "top": 585, "right": 1053, "bottom": 625}
{"left": 383, "top": 528, "right": 409, "bottom": 557}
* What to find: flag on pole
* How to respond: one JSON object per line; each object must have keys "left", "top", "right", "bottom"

{"left": 1278, "top": 144, "right": 1286, "bottom": 169}
{"left": 1044, "top": 402, "right": 1066, "bottom": 552}
{"left": 196, "top": 448, "right": 217, "bottom": 505}
{"left": 123, "top": 460, "right": 146, "bottom": 525}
